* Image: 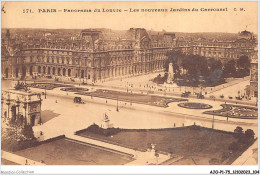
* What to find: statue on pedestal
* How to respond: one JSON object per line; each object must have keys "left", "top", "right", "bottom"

{"left": 101, "top": 113, "right": 110, "bottom": 129}
{"left": 167, "top": 63, "right": 175, "bottom": 84}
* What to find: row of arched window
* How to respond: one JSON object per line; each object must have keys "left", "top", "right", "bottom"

{"left": 38, "top": 66, "right": 72, "bottom": 77}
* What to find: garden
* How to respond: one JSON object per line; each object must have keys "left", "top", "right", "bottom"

{"left": 14, "top": 138, "right": 134, "bottom": 165}
{"left": 28, "top": 82, "right": 72, "bottom": 90}
{"left": 60, "top": 87, "right": 89, "bottom": 93}
{"left": 203, "top": 104, "right": 258, "bottom": 119}
{"left": 178, "top": 102, "right": 213, "bottom": 109}
{"left": 77, "top": 89, "right": 187, "bottom": 107}
{"left": 77, "top": 124, "right": 255, "bottom": 165}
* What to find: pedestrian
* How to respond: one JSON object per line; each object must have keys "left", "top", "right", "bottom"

{"left": 106, "top": 100, "right": 107, "bottom": 104}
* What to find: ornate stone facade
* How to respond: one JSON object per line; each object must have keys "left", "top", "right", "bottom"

{"left": 176, "top": 30, "right": 257, "bottom": 62}
{"left": 250, "top": 48, "right": 258, "bottom": 98}
{"left": 2, "top": 28, "right": 175, "bottom": 83}
{"left": 1, "top": 29, "right": 257, "bottom": 83}
{"left": 1, "top": 90, "right": 42, "bottom": 126}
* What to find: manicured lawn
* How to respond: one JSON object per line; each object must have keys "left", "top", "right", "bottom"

{"left": 29, "top": 83, "right": 72, "bottom": 90}
{"left": 77, "top": 126, "right": 242, "bottom": 165}
{"left": 77, "top": 89, "right": 187, "bottom": 107}
{"left": 178, "top": 102, "right": 212, "bottom": 109}
{"left": 14, "top": 138, "right": 133, "bottom": 165}
{"left": 60, "top": 87, "right": 89, "bottom": 92}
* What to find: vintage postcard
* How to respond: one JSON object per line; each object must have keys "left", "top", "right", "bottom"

{"left": 0, "top": 1, "right": 258, "bottom": 174}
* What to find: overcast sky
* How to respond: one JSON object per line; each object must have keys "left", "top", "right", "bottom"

{"left": 2, "top": 1, "right": 258, "bottom": 34}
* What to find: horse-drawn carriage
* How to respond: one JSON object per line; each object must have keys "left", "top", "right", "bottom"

{"left": 74, "top": 97, "right": 85, "bottom": 104}
{"left": 181, "top": 91, "right": 191, "bottom": 97}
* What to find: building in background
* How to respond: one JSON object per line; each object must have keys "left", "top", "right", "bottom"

{"left": 1, "top": 28, "right": 257, "bottom": 83}
{"left": 250, "top": 47, "right": 258, "bottom": 98}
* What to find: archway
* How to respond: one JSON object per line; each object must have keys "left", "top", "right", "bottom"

{"left": 68, "top": 69, "right": 71, "bottom": 77}
{"left": 22, "top": 66, "right": 26, "bottom": 78}
{"left": 16, "top": 68, "right": 19, "bottom": 77}
{"left": 5, "top": 68, "right": 8, "bottom": 78}
{"left": 29, "top": 66, "right": 33, "bottom": 76}
{"left": 48, "top": 67, "right": 51, "bottom": 74}
{"left": 38, "top": 66, "right": 41, "bottom": 74}
{"left": 30, "top": 115, "right": 36, "bottom": 126}
{"left": 81, "top": 70, "right": 84, "bottom": 78}
{"left": 53, "top": 67, "right": 56, "bottom": 75}
{"left": 63, "top": 68, "right": 66, "bottom": 76}
{"left": 11, "top": 105, "right": 16, "bottom": 121}
{"left": 43, "top": 67, "right": 46, "bottom": 74}
{"left": 58, "top": 68, "right": 61, "bottom": 76}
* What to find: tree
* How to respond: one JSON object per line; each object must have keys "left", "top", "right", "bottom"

{"left": 237, "top": 56, "right": 250, "bottom": 70}
{"left": 234, "top": 126, "right": 243, "bottom": 134}
{"left": 22, "top": 124, "right": 35, "bottom": 139}
{"left": 236, "top": 56, "right": 250, "bottom": 77}
{"left": 223, "top": 59, "right": 236, "bottom": 78}
{"left": 245, "top": 129, "right": 255, "bottom": 141}
{"left": 234, "top": 126, "right": 244, "bottom": 139}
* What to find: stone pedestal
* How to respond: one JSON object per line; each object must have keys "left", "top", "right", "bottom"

{"left": 101, "top": 113, "right": 110, "bottom": 129}
{"left": 167, "top": 63, "right": 174, "bottom": 84}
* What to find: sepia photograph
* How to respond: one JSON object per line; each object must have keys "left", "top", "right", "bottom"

{"left": 0, "top": 1, "right": 258, "bottom": 174}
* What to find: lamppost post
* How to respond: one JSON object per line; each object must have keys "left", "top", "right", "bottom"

{"left": 130, "top": 91, "right": 132, "bottom": 106}
{"left": 45, "top": 86, "right": 47, "bottom": 99}
{"left": 23, "top": 103, "right": 27, "bottom": 125}
{"left": 212, "top": 115, "right": 214, "bottom": 129}
{"left": 116, "top": 96, "right": 119, "bottom": 112}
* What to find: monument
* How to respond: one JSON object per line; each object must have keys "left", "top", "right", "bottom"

{"left": 167, "top": 63, "right": 175, "bottom": 84}
{"left": 145, "top": 144, "right": 159, "bottom": 165}
{"left": 100, "top": 113, "right": 111, "bottom": 129}
{"left": 1, "top": 89, "right": 42, "bottom": 126}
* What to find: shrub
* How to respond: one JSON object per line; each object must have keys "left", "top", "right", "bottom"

{"left": 234, "top": 126, "right": 243, "bottom": 134}
{"left": 234, "top": 126, "right": 244, "bottom": 139}
{"left": 86, "top": 123, "right": 121, "bottom": 137}
{"left": 22, "top": 124, "right": 35, "bottom": 139}
{"left": 245, "top": 129, "right": 255, "bottom": 142}
{"left": 236, "top": 129, "right": 255, "bottom": 144}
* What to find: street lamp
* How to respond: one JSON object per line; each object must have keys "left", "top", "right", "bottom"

{"left": 130, "top": 91, "right": 132, "bottom": 106}
{"left": 23, "top": 103, "right": 27, "bottom": 125}
{"left": 116, "top": 96, "right": 119, "bottom": 112}
{"left": 45, "top": 86, "right": 47, "bottom": 99}
{"left": 6, "top": 94, "right": 11, "bottom": 119}
{"left": 16, "top": 98, "right": 21, "bottom": 117}
{"left": 212, "top": 115, "right": 214, "bottom": 129}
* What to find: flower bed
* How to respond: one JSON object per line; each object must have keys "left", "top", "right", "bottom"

{"left": 60, "top": 87, "right": 89, "bottom": 92}
{"left": 178, "top": 102, "right": 213, "bottom": 109}
{"left": 28, "top": 83, "right": 72, "bottom": 90}
{"left": 77, "top": 89, "right": 187, "bottom": 108}
{"left": 203, "top": 104, "right": 258, "bottom": 119}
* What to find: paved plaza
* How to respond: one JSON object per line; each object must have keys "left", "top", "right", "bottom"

{"left": 1, "top": 78, "right": 258, "bottom": 165}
